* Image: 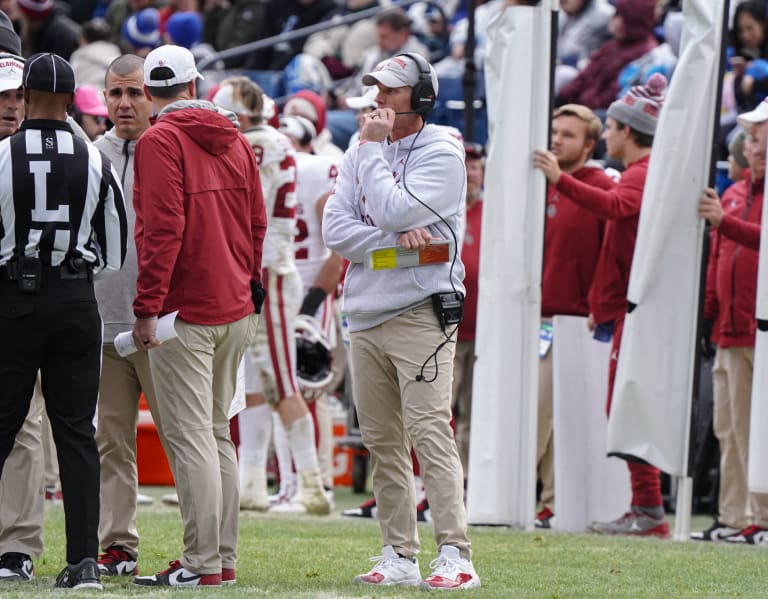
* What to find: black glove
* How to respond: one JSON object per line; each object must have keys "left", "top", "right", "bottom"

{"left": 299, "top": 286, "right": 327, "bottom": 316}
{"left": 251, "top": 280, "right": 266, "bottom": 314}
{"left": 700, "top": 318, "right": 715, "bottom": 359}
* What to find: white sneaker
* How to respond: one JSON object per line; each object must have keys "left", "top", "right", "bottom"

{"left": 239, "top": 464, "right": 270, "bottom": 511}
{"left": 137, "top": 493, "right": 154, "bottom": 506}
{"left": 161, "top": 492, "right": 179, "bottom": 506}
{"left": 353, "top": 545, "right": 421, "bottom": 586}
{"left": 420, "top": 545, "right": 480, "bottom": 590}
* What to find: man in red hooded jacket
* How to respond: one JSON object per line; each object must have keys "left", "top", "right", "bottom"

{"left": 692, "top": 101, "right": 768, "bottom": 544}
{"left": 535, "top": 73, "right": 669, "bottom": 537}
{"left": 534, "top": 103, "right": 613, "bottom": 529}
{"left": 131, "top": 45, "right": 267, "bottom": 587}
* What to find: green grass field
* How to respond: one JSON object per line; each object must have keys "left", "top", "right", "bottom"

{"left": 2, "top": 486, "right": 766, "bottom": 598}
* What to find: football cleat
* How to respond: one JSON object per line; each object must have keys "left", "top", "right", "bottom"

{"left": 420, "top": 545, "right": 480, "bottom": 590}
{"left": 54, "top": 557, "right": 102, "bottom": 590}
{"left": 0, "top": 552, "right": 34, "bottom": 581}
{"left": 133, "top": 560, "right": 221, "bottom": 587}
{"left": 690, "top": 520, "right": 741, "bottom": 542}
{"left": 589, "top": 510, "right": 670, "bottom": 538}
{"left": 535, "top": 507, "right": 554, "bottom": 529}
{"left": 97, "top": 545, "right": 138, "bottom": 576}
{"left": 353, "top": 545, "right": 421, "bottom": 586}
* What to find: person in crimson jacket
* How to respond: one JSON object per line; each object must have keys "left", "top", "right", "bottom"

{"left": 451, "top": 141, "right": 485, "bottom": 485}
{"left": 534, "top": 103, "right": 613, "bottom": 530}
{"left": 556, "top": 0, "right": 657, "bottom": 111}
{"left": 131, "top": 45, "right": 267, "bottom": 587}
{"left": 692, "top": 103, "right": 768, "bottom": 545}
{"left": 534, "top": 73, "right": 669, "bottom": 538}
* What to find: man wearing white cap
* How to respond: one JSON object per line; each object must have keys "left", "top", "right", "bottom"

{"left": 692, "top": 99, "right": 768, "bottom": 544}
{"left": 323, "top": 53, "right": 480, "bottom": 589}
{"left": 131, "top": 45, "right": 266, "bottom": 587}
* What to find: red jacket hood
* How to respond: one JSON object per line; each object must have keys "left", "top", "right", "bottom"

{"left": 157, "top": 107, "right": 241, "bottom": 156}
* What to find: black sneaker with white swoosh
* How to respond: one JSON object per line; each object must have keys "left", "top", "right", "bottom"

{"left": 723, "top": 524, "right": 768, "bottom": 545}
{"left": 0, "top": 552, "right": 34, "bottom": 581}
{"left": 133, "top": 560, "right": 222, "bottom": 586}
{"left": 54, "top": 557, "right": 102, "bottom": 590}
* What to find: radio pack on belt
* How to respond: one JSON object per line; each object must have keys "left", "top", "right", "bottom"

{"left": 18, "top": 256, "right": 41, "bottom": 294}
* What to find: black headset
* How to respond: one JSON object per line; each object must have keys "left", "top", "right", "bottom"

{"left": 397, "top": 52, "right": 436, "bottom": 116}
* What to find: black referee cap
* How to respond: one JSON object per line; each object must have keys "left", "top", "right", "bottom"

{"left": 23, "top": 52, "right": 75, "bottom": 94}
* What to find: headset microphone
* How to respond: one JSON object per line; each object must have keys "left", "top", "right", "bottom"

{"left": 395, "top": 111, "right": 419, "bottom": 115}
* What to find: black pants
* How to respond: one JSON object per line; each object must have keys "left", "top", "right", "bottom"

{"left": 0, "top": 276, "right": 101, "bottom": 564}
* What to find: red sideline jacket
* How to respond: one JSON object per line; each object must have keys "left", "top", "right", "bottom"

{"left": 704, "top": 173, "right": 763, "bottom": 348}
{"left": 133, "top": 107, "right": 267, "bottom": 325}
{"left": 555, "top": 155, "right": 649, "bottom": 324}
{"left": 542, "top": 165, "right": 614, "bottom": 317}
{"left": 458, "top": 200, "right": 482, "bottom": 341}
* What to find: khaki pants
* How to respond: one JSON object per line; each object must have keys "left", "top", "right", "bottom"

{"left": 97, "top": 344, "right": 165, "bottom": 556}
{"left": 150, "top": 314, "right": 256, "bottom": 574}
{"left": 536, "top": 344, "right": 554, "bottom": 511}
{"left": 713, "top": 346, "right": 768, "bottom": 528}
{"left": 0, "top": 379, "right": 45, "bottom": 558}
{"left": 41, "top": 409, "right": 59, "bottom": 490}
{"left": 451, "top": 340, "right": 474, "bottom": 480}
{"left": 350, "top": 303, "right": 470, "bottom": 559}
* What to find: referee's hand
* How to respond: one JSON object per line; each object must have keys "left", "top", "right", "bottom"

{"left": 132, "top": 317, "right": 161, "bottom": 351}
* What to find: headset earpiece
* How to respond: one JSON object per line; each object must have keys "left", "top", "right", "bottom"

{"left": 396, "top": 52, "right": 436, "bottom": 116}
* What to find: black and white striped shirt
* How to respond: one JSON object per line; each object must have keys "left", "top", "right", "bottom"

{"left": 0, "top": 119, "right": 127, "bottom": 273}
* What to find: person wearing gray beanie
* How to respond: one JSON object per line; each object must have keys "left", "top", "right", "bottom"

{"left": 606, "top": 72, "right": 668, "bottom": 137}
{"left": 0, "top": 9, "right": 21, "bottom": 55}
{"left": 534, "top": 70, "right": 671, "bottom": 539}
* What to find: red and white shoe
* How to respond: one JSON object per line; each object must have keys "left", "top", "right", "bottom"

{"left": 421, "top": 546, "right": 480, "bottom": 590}
{"left": 133, "top": 560, "right": 221, "bottom": 587}
{"left": 222, "top": 567, "right": 236, "bottom": 585}
{"left": 97, "top": 545, "right": 138, "bottom": 576}
{"left": 353, "top": 545, "right": 421, "bottom": 586}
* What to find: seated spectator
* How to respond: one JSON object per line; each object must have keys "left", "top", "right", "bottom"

{"left": 17, "top": 0, "right": 81, "bottom": 60}
{"left": 556, "top": 0, "right": 657, "bottom": 111}
{"left": 120, "top": 7, "right": 160, "bottom": 56}
{"left": 164, "top": 10, "right": 219, "bottom": 66}
{"left": 157, "top": 0, "right": 197, "bottom": 33}
{"left": 70, "top": 84, "right": 109, "bottom": 141}
{"left": 558, "top": 0, "right": 614, "bottom": 67}
{"left": 105, "top": 0, "right": 155, "bottom": 43}
{"left": 343, "top": 6, "right": 429, "bottom": 99}
{"left": 202, "top": 0, "right": 271, "bottom": 69}
{"left": 284, "top": 53, "right": 333, "bottom": 98}
{"left": 433, "top": 0, "right": 503, "bottom": 78}
{"left": 70, "top": 18, "right": 121, "bottom": 88}
{"left": 302, "top": 0, "right": 379, "bottom": 79}
{"left": 729, "top": 0, "right": 768, "bottom": 114}
{"left": 265, "top": 0, "right": 341, "bottom": 70}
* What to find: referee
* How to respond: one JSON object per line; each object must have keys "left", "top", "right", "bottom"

{"left": 0, "top": 53, "right": 127, "bottom": 590}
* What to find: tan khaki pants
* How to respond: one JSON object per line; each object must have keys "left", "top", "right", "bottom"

{"left": 536, "top": 344, "right": 554, "bottom": 511}
{"left": 713, "top": 346, "right": 768, "bottom": 528}
{"left": 97, "top": 344, "right": 165, "bottom": 556}
{"left": 0, "top": 378, "right": 45, "bottom": 558}
{"left": 150, "top": 314, "right": 256, "bottom": 574}
{"left": 451, "top": 340, "right": 474, "bottom": 480}
{"left": 350, "top": 303, "right": 470, "bottom": 559}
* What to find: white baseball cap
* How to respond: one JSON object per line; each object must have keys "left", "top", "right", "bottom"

{"left": 143, "top": 44, "right": 203, "bottom": 87}
{"left": 362, "top": 54, "right": 438, "bottom": 95}
{"left": 0, "top": 53, "right": 24, "bottom": 93}
{"left": 737, "top": 97, "right": 768, "bottom": 130}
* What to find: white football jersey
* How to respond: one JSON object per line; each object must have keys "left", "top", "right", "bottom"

{"left": 244, "top": 125, "right": 298, "bottom": 274}
{"left": 293, "top": 152, "right": 338, "bottom": 287}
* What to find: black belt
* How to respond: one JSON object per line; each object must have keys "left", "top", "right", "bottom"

{"left": 0, "top": 262, "right": 90, "bottom": 281}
